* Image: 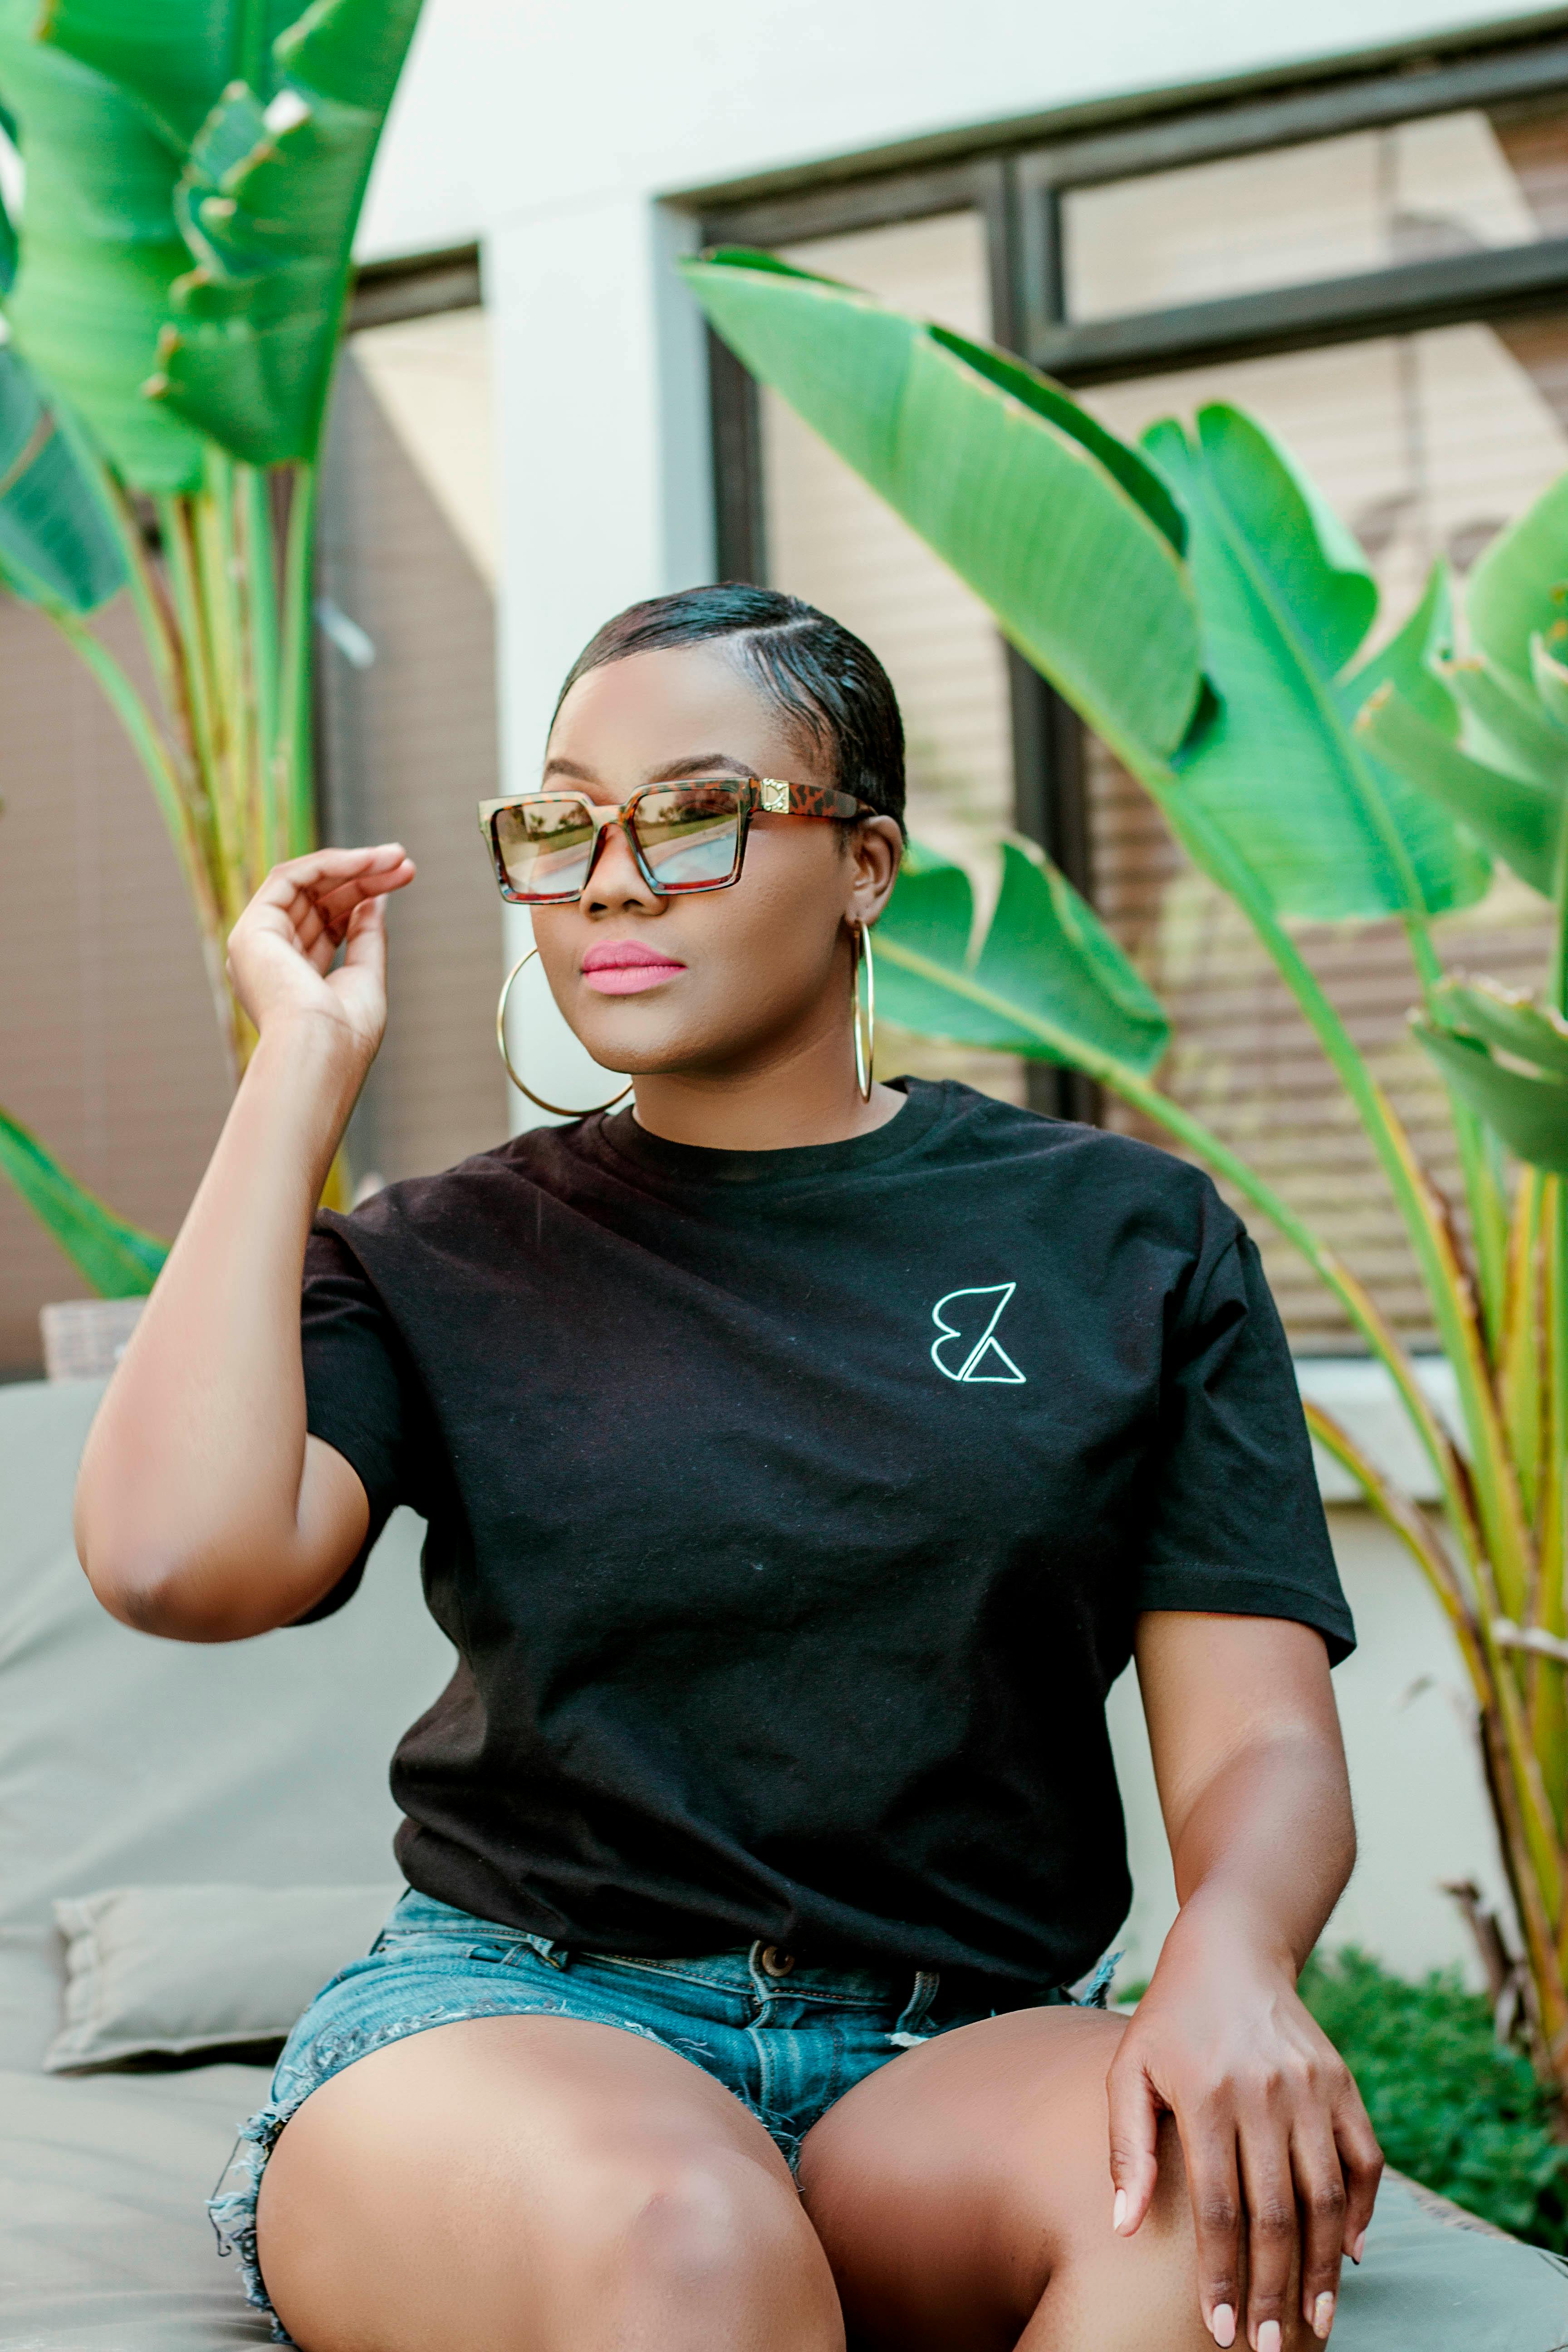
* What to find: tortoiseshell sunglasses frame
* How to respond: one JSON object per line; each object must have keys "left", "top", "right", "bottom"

{"left": 475, "top": 776, "right": 877, "bottom": 905}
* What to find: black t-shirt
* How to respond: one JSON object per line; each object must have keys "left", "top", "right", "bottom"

{"left": 299, "top": 1078, "right": 1352, "bottom": 1994}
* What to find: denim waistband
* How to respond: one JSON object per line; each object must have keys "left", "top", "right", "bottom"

{"left": 383, "top": 1890, "right": 1070, "bottom": 2026}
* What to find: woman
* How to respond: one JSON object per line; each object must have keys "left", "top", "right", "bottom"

{"left": 75, "top": 586, "right": 1380, "bottom": 2352}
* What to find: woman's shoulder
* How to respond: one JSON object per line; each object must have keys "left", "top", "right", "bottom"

{"left": 921, "top": 1078, "right": 1236, "bottom": 1220}
{"left": 314, "top": 1125, "right": 593, "bottom": 1254}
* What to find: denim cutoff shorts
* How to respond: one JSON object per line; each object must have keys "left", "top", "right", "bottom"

{"left": 208, "top": 1886, "right": 1094, "bottom": 2341}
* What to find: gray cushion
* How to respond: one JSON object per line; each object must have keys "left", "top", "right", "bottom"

{"left": 46, "top": 1883, "right": 401, "bottom": 2072}
{"left": 4, "top": 1381, "right": 1567, "bottom": 2350}
{"left": 0, "top": 1377, "right": 453, "bottom": 2069}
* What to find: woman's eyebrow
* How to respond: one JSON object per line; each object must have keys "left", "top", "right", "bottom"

{"left": 540, "top": 752, "right": 755, "bottom": 787}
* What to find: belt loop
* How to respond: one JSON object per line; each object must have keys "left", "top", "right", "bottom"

{"left": 522, "top": 1933, "right": 569, "bottom": 1971}
{"left": 888, "top": 1968, "right": 940, "bottom": 2048}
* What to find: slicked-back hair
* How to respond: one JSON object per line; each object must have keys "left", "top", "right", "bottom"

{"left": 551, "top": 585, "right": 906, "bottom": 833}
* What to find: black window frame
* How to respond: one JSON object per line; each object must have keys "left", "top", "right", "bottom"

{"left": 680, "top": 13, "right": 1568, "bottom": 1119}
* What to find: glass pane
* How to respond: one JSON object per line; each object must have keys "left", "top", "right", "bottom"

{"left": 760, "top": 211, "right": 1024, "bottom": 1101}
{"left": 1066, "top": 100, "right": 1568, "bottom": 320}
{"left": 318, "top": 305, "right": 506, "bottom": 1187}
{"left": 1080, "top": 321, "right": 1568, "bottom": 1349}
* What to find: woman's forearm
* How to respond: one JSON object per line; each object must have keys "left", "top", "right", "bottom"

{"left": 1161, "top": 1725, "right": 1356, "bottom": 1977}
{"left": 74, "top": 1014, "right": 372, "bottom": 1640}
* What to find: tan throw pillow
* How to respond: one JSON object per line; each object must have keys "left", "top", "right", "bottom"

{"left": 46, "top": 1882, "right": 400, "bottom": 2072}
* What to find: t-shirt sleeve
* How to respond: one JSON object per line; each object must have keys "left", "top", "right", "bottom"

{"left": 1134, "top": 1210, "right": 1355, "bottom": 1664}
{"left": 292, "top": 1215, "right": 429, "bottom": 1624}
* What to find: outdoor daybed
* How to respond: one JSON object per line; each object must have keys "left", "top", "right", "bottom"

{"left": 3, "top": 1376, "right": 1566, "bottom": 2350}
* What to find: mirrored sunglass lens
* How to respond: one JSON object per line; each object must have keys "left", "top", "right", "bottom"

{"left": 495, "top": 799, "right": 595, "bottom": 895}
{"left": 635, "top": 787, "right": 742, "bottom": 888}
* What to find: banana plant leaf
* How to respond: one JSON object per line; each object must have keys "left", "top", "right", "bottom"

{"left": 1357, "top": 682, "right": 1564, "bottom": 898}
{"left": 0, "top": 341, "right": 126, "bottom": 608}
{"left": 0, "top": 94, "right": 16, "bottom": 292}
{"left": 680, "top": 248, "right": 1204, "bottom": 770}
{"left": 1466, "top": 469, "right": 1568, "bottom": 686}
{"left": 1420, "top": 1011, "right": 1568, "bottom": 1176}
{"left": 0, "top": 1103, "right": 167, "bottom": 1295}
{"left": 1147, "top": 408, "right": 1490, "bottom": 921}
{"left": 152, "top": 0, "right": 425, "bottom": 461}
{"left": 877, "top": 837, "right": 1170, "bottom": 1078}
{"left": 0, "top": 0, "right": 421, "bottom": 484}
{"left": 1431, "top": 976, "right": 1568, "bottom": 1076}
{"left": 0, "top": 4, "right": 208, "bottom": 490}
{"left": 1447, "top": 651, "right": 1568, "bottom": 784}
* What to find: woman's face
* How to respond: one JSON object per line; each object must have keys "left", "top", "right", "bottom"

{"left": 530, "top": 642, "right": 902, "bottom": 1083}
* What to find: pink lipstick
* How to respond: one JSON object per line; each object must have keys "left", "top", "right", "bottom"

{"left": 581, "top": 939, "right": 686, "bottom": 996}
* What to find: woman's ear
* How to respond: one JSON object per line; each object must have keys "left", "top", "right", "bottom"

{"left": 848, "top": 817, "right": 903, "bottom": 925}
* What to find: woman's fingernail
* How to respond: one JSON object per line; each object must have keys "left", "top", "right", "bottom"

{"left": 1258, "top": 2323, "right": 1282, "bottom": 2352}
{"left": 1313, "top": 2290, "right": 1336, "bottom": 2339}
{"left": 1351, "top": 2229, "right": 1367, "bottom": 2264}
{"left": 1211, "top": 2305, "right": 1236, "bottom": 2348}
{"left": 1112, "top": 2189, "right": 1128, "bottom": 2231}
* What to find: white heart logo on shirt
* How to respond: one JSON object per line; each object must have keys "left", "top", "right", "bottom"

{"left": 930, "top": 1284, "right": 1027, "bottom": 1384}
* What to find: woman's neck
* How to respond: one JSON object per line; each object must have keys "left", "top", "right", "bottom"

{"left": 629, "top": 1024, "right": 905, "bottom": 1152}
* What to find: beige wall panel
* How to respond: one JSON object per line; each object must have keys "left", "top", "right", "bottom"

{"left": 0, "top": 600, "right": 230, "bottom": 1377}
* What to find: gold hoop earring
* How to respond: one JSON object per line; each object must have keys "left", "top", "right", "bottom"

{"left": 851, "top": 921, "right": 876, "bottom": 1103}
{"left": 496, "top": 949, "right": 633, "bottom": 1118}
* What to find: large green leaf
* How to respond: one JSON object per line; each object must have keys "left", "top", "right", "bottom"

{"left": 1357, "top": 683, "right": 1564, "bottom": 897}
{"left": 1415, "top": 1017, "right": 1568, "bottom": 1176}
{"left": 1447, "top": 654, "right": 1568, "bottom": 782}
{"left": 0, "top": 341, "right": 125, "bottom": 607}
{"left": 0, "top": 4, "right": 208, "bottom": 489}
{"left": 1466, "top": 469, "right": 1568, "bottom": 686}
{"left": 877, "top": 837, "right": 1170, "bottom": 1077}
{"left": 1430, "top": 977, "right": 1568, "bottom": 1077}
{"left": 151, "top": 0, "right": 425, "bottom": 461}
{"left": 0, "top": 0, "right": 421, "bottom": 480}
{"left": 681, "top": 249, "right": 1203, "bottom": 767}
{"left": 1148, "top": 408, "right": 1488, "bottom": 920}
{"left": 0, "top": 1103, "right": 167, "bottom": 1294}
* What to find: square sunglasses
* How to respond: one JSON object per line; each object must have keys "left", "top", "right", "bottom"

{"left": 476, "top": 776, "right": 876, "bottom": 904}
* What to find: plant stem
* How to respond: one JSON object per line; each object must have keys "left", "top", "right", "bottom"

{"left": 241, "top": 466, "right": 282, "bottom": 865}
{"left": 278, "top": 461, "right": 318, "bottom": 857}
{"left": 1149, "top": 781, "right": 1532, "bottom": 1616}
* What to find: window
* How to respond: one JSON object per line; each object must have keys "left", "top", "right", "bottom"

{"left": 698, "top": 29, "right": 1568, "bottom": 1351}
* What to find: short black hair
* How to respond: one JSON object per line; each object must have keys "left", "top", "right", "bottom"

{"left": 552, "top": 584, "right": 906, "bottom": 832}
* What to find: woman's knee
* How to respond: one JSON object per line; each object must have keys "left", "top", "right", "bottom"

{"left": 255, "top": 2020, "right": 839, "bottom": 2351}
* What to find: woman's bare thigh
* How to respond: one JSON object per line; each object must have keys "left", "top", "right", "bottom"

{"left": 799, "top": 2007, "right": 1303, "bottom": 2352}
{"left": 255, "top": 2012, "right": 843, "bottom": 2352}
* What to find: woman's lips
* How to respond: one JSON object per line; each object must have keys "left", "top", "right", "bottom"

{"left": 580, "top": 941, "right": 686, "bottom": 996}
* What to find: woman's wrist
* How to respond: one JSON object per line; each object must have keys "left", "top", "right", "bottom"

{"left": 1157, "top": 1882, "right": 1302, "bottom": 1987}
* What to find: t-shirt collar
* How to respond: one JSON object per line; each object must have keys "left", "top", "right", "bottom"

{"left": 589, "top": 1076, "right": 950, "bottom": 1191}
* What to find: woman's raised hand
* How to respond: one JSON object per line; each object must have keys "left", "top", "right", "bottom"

{"left": 225, "top": 844, "right": 416, "bottom": 1064}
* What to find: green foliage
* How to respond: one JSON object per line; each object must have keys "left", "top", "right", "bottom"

{"left": 1145, "top": 407, "right": 1490, "bottom": 922}
{"left": 1417, "top": 984, "right": 1568, "bottom": 1176}
{"left": 877, "top": 836, "right": 1171, "bottom": 1078}
{"left": 1298, "top": 1947, "right": 1568, "bottom": 2251}
{"left": 0, "top": 0, "right": 422, "bottom": 489}
{"left": 679, "top": 247, "right": 1205, "bottom": 770}
{"left": 0, "top": 343, "right": 126, "bottom": 608}
{"left": 0, "top": 1104, "right": 167, "bottom": 1296}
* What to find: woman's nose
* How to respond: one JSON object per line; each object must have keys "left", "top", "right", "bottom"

{"left": 582, "top": 816, "right": 662, "bottom": 911}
